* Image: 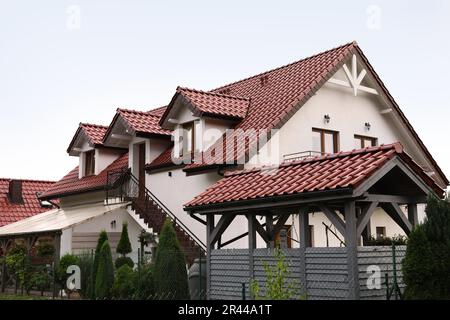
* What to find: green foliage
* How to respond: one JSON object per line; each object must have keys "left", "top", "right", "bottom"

{"left": 115, "top": 256, "right": 134, "bottom": 269}
{"left": 5, "top": 244, "right": 33, "bottom": 292}
{"left": 250, "top": 249, "right": 302, "bottom": 300}
{"left": 35, "top": 242, "right": 55, "bottom": 258}
{"left": 403, "top": 196, "right": 450, "bottom": 299}
{"left": 367, "top": 235, "right": 407, "bottom": 246}
{"left": 116, "top": 223, "right": 132, "bottom": 256}
{"left": 113, "top": 265, "right": 136, "bottom": 299}
{"left": 153, "top": 219, "right": 189, "bottom": 299}
{"left": 77, "top": 251, "right": 94, "bottom": 299}
{"left": 88, "top": 231, "right": 108, "bottom": 299}
{"left": 30, "top": 266, "right": 52, "bottom": 294}
{"left": 95, "top": 241, "right": 115, "bottom": 299}
{"left": 57, "top": 254, "right": 80, "bottom": 288}
{"left": 134, "top": 264, "right": 155, "bottom": 300}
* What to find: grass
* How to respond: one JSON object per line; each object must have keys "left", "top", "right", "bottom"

{"left": 0, "top": 294, "right": 49, "bottom": 300}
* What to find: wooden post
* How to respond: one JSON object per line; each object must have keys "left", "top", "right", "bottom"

{"left": 53, "top": 232, "right": 61, "bottom": 299}
{"left": 247, "top": 214, "right": 256, "bottom": 298}
{"left": 266, "top": 215, "right": 274, "bottom": 249}
{"left": 299, "top": 207, "right": 310, "bottom": 297}
{"left": 206, "top": 215, "right": 215, "bottom": 300}
{"left": 344, "top": 201, "right": 360, "bottom": 300}
{"left": 408, "top": 203, "right": 418, "bottom": 227}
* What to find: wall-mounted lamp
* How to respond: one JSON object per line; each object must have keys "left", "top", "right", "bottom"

{"left": 324, "top": 114, "right": 331, "bottom": 124}
{"left": 110, "top": 220, "right": 117, "bottom": 229}
{"left": 365, "top": 122, "right": 371, "bottom": 131}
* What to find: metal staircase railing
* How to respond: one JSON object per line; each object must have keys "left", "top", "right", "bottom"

{"left": 105, "top": 168, "right": 206, "bottom": 252}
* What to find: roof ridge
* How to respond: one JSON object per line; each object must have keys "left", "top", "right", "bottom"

{"left": 224, "top": 142, "right": 401, "bottom": 177}
{"left": 0, "top": 178, "right": 56, "bottom": 183}
{"left": 210, "top": 41, "right": 356, "bottom": 93}
{"left": 178, "top": 86, "right": 250, "bottom": 101}
{"left": 117, "top": 108, "right": 160, "bottom": 117}
{"left": 79, "top": 123, "right": 108, "bottom": 129}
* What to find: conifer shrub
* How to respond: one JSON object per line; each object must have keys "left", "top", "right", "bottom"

{"left": 94, "top": 241, "right": 115, "bottom": 299}
{"left": 403, "top": 196, "right": 450, "bottom": 299}
{"left": 153, "top": 219, "right": 189, "bottom": 299}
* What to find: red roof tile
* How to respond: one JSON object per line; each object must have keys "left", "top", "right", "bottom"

{"left": 80, "top": 123, "right": 108, "bottom": 145}
{"left": 184, "top": 143, "right": 442, "bottom": 208}
{"left": 146, "top": 145, "right": 178, "bottom": 171}
{"left": 40, "top": 153, "right": 129, "bottom": 200}
{"left": 117, "top": 108, "right": 171, "bottom": 136}
{"left": 162, "top": 87, "right": 250, "bottom": 122}
{"left": 0, "top": 179, "right": 56, "bottom": 227}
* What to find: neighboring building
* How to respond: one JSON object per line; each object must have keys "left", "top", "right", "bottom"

{"left": 0, "top": 41, "right": 447, "bottom": 265}
{"left": 0, "top": 178, "right": 56, "bottom": 227}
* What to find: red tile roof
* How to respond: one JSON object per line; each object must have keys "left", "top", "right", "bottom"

{"left": 0, "top": 179, "right": 56, "bottom": 227}
{"left": 162, "top": 87, "right": 250, "bottom": 122}
{"left": 67, "top": 123, "right": 108, "bottom": 153}
{"left": 184, "top": 143, "right": 442, "bottom": 209}
{"left": 146, "top": 145, "right": 177, "bottom": 171}
{"left": 118, "top": 108, "right": 171, "bottom": 136}
{"left": 39, "top": 153, "right": 129, "bottom": 200}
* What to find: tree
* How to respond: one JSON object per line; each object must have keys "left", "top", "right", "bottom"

{"left": 115, "top": 223, "right": 134, "bottom": 269}
{"left": 403, "top": 196, "right": 450, "bottom": 299}
{"left": 250, "top": 249, "right": 302, "bottom": 300}
{"left": 153, "top": 219, "right": 189, "bottom": 299}
{"left": 134, "top": 264, "right": 155, "bottom": 299}
{"left": 88, "top": 231, "right": 108, "bottom": 299}
{"left": 95, "top": 241, "right": 115, "bottom": 299}
{"left": 113, "top": 264, "right": 136, "bottom": 299}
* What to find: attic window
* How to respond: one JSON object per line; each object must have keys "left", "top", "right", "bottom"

{"left": 260, "top": 75, "right": 269, "bottom": 86}
{"left": 36, "top": 193, "right": 53, "bottom": 208}
{"left": 84, "top": 150, "right": 96, "bottom": 176}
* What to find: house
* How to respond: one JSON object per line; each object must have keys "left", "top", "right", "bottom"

{"left": 0, "top": 178, "right": 56, "bottom": 228}
{"left": 0, "top": 41, "right": 447, "bottom": 281}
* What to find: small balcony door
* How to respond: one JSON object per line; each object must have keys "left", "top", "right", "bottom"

{"left": 138, "top": 143, "right": 146, "bottom": 198}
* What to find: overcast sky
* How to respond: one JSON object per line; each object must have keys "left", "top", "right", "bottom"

{"left": 0, "top": 0, "right": 449, "bottom": 182}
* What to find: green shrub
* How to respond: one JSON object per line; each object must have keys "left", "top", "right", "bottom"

{"left": 403, "top": 196, "right": 450, "bottom": 299}
{"left": 5, "top": 244, "right": 32, "bottom": 292}
{"left": 88, "top": 231, "right": 108, "bottom": 299}
{"left": 95, "top": 241, "right": 114, "bottom": 299}
{"left": 57, "top": 253, "right": 80, "bottom": 289}
{"left": 250, "top": 249, "right": 302, "bottom": 300}
{"left": 367, "top": 235, "right": 407, "bottom": 246}
{"left": 117, "top": 223, "right": 132, "bottom": 256}
{"left": 115, "top": 256, "right": 134, "bottom": 269}
{"left": 153, "top": 219, "right": 189, "bottom": 299}
{"left": 31, "top": 267, "right": 52, "bottom": 295}
{"left": 134, "top": 264, "right": 155, "bottom": 300}
{"left": 77, "top": 251, "right": 94, "bottom": 299}
{"left": 113, "top": 265, "right": 136, "bottom": 299}
{"left": 36, "top": 242, "right": 55, "bottom": 258}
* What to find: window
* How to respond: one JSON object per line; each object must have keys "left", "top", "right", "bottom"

{"left": 84, "top": 150, "right": 95, "bottom": 176}
{"left": 354, "top": 135, "right": 377, "bottom": 149}
{"left": 376, "top": 226, "right": 386, "bottom": 240}
{"left": 181, "top": 121, "right": 196, "bottom": 156}
{"left": 312, "top": 128, "right": 339, "bottom": 154}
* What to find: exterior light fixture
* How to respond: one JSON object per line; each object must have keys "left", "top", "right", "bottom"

{"left": 324, "top": 114, "right": 331, "bottom": 124}
{"left": 365, "top": 122, "right": 371, "bottom": 131}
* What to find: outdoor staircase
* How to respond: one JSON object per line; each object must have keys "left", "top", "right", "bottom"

{"left": 106, "top": 169, "right": 206, "bottom": 265}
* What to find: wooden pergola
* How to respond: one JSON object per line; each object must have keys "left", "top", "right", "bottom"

{"left": 186, "top": 153, "right": 443, "bottom": 299}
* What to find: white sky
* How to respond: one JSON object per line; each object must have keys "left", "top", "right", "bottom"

{"left": 0, "top": 0, "right": 449, "bottom": 182}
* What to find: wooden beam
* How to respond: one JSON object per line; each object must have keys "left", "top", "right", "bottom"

{"left": 254, "top": 219, "right": 270, "bottom": 243}
{"left": 317, "top": 203, "right": 346, "bottom": 236}
{"left": 272, "top": 214, "right": 291, "bottom": 238}
{"left": 356, "top": 201, "right": 378, "bottom": 237}
{"left": 381, "top": 203, "right": 412, "bottom": 235}
{"left": 408, "top": 203, "right": 419, "bottom": 227}
{"left": 299, "top": 207, "right": 311, "bottom": 248}
{"left": 247, "top": 214, "right": 256, "bottom": 285}
{"left": 344, "top": 201, "right": 360, "bottom": 300}
{"left": 206, "top": 215, "right": 215, "bottom": 300}
{"left": 210, "top": 214, "right": 235, "bottom": 246}
{"left": 361, "top": 193, "right": 427, "bottom": 204}
{"left": 266, "top": 215, "right": 275, "bottom": 248}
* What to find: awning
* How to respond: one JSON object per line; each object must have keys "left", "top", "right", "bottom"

{"left": 0, "top": 202, "right": 128, "bottom": 237}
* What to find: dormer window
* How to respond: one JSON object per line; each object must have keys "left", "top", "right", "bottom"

{"left": 180, "top": 121, "right": 198, "bottom": 157}
{"left": 84, "top": 150, "right": 96, "bottom": 176}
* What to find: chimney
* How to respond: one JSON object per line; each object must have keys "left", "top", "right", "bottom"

{"left": 8, "top": 180, "right": 24, "bottom": 204}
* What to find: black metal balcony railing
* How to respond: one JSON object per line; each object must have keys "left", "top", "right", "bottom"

{"left": 105, "top": 168, "right": 206, "bottom": 253}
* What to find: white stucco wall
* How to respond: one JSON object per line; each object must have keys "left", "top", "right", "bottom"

{"left": 95, "top": 148, "right": 122, "bottom": 175}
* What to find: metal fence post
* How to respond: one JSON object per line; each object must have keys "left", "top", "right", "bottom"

{"left": 241, "top": 283, "right": 246, "bottom": 300}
